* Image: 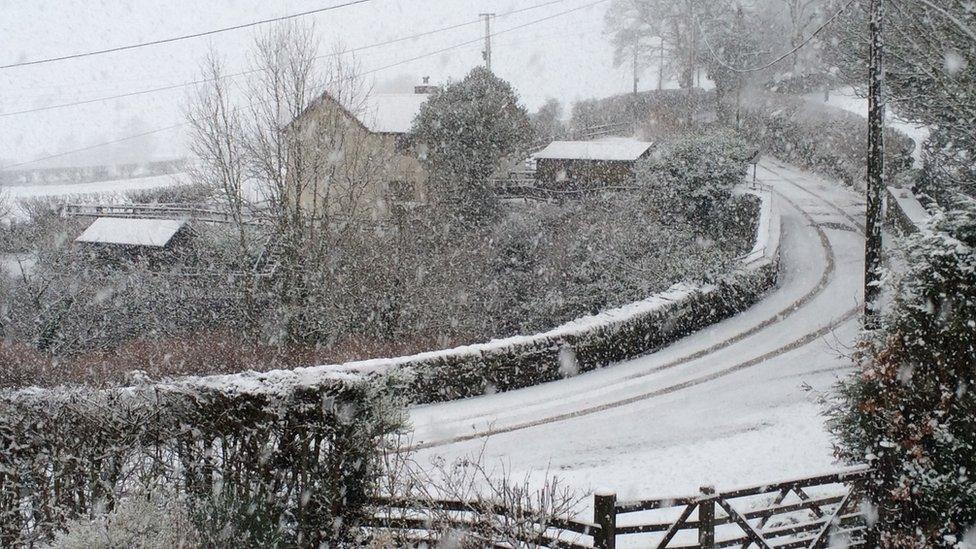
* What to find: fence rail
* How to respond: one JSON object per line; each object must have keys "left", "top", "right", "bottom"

{"left": 364, "top": 496, "right": 595, "bottom": 548}
{"left": 369, "top": 467, "right": 871, "bottom": 548}
{"left": 61, "top": 202, "right": 268, "bottom": 225}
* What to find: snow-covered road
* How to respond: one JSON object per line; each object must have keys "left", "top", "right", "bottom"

{"left": 410, "top": 159, "right": 867, "bottom": 500}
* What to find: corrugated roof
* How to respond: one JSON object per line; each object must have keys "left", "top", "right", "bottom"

{"left": 75, "top": 217, "right": 188, "bottom": 248}
{"left": 357, "top": 93, "right": 430, "bottom": 134}
{"left": 534, "top": 139, "right": 653, "bottom": 162}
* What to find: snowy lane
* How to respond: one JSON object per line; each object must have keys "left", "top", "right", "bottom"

{"left": 410, "top": 160, "right": 866, "bottom": 497}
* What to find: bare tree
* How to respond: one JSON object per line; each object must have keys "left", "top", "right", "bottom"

{"left": 186, "top": 22, "right": 395, "bottom": 345}
{"left": 779, "top": 0, "right": 826, "bottom": 72}
{"left": 605, "top": 0, "right": 732, "bottom": 90}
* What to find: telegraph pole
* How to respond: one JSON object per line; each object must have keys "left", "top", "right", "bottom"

{"left": 658, "top": 36, "right": 664, "bottom": 90}
{"left": 632, "top": 38, "right": 640, "bottom": 134}
{"left": 480, "top": 13, "right": 495, "bottom": 72}
{"left": 864, "top": 0, "right": 886, "bottom": 327}
{"left": 633, "top": 38, "right": 640, "bottom": 94}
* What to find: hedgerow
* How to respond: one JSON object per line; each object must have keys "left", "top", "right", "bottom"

{"left": 0, "top": 375, "right": 406, "bottom": 546}
{"left": 737, "top": 91, "right": 914, "bottom": 190}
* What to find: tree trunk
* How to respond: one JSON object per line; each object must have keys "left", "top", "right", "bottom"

{"left": 864, "top": 0, "right": 886, "bottom": 326}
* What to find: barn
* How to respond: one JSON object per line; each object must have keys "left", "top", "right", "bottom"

{"left": 533, "top": 139, "right": 654, "bottom": 188}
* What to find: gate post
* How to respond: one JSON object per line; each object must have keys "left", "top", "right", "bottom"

{"left": 593, "top": 491, "right": 617, "bottom": 549}
{"left": 698, "top": 485, "right": 716, "bottom": 548}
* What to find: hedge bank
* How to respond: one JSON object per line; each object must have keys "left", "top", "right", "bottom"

{"left": 193, "top": 189, "right": 781, "bottom": 405}
{"left": 0, "top": 375, "right": 405, "bottom": 546}
{"left": 737, "top": 91, "right": 915, "bottom": 190}
{"left": 0, "top": 189, "right": 779, "bottom": 543}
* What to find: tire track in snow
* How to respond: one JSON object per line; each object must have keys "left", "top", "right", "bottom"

{"left": 618, "top": 188, "right": 835, "bottom": 382}
{"left": 760, "top": 162, "right": 866, "bottom": 232}
{"left": 413, "top": 167, "right": 863, "bottom": 450}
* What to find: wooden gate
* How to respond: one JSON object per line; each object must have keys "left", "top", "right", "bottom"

{"left": 595, "top": 467, "right": 871, "bottom": 549}
{"left": 360, "top": 467, "right": 870, "bottom": 548}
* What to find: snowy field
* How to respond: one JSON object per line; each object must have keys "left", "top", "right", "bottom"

{"left": 410, "top": 159, "right": 867, "bottom": 522}
{"left": 1, "top": 173, "right": 189, "bottom": 220}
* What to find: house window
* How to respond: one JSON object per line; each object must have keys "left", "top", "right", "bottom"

{"left": 556, "top": 168, "right": 568, "bottom": 182}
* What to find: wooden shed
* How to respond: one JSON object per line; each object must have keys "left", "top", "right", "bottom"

{"left": 74, "top": 217, "right": 192, "bottom": 265}
{"left": 534, "top": 139, "right": 654, "bottom": 188}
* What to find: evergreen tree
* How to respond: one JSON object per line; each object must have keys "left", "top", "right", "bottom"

{"left": 827, "top": 199, "right": 976, "bottom": 546}
{"left": 411, "top": 67, "right": 531, "bottom": 223}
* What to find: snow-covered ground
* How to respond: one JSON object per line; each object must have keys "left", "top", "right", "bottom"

{"left": 409, "top": 159, "right": 867, "bottom": 531}
{"left": 805, "top": 87, "right": 930, "bottom": 167}
{"left": 1, "top": 173, "right": 189, "bottom": 220}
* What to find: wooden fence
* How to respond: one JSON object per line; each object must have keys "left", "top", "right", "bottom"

{"left": 61, "top": 203, "right": 268, "bottom": 226}
{"left": 364, "top": 496, "right": 598, "bottom": 548}
{"left": 366, "top": 467, "right": 871, "bottom": 548}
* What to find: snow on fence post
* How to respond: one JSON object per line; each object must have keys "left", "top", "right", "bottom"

{"left": 593, "top": 491, "right": 617, "bottom": 549}
{"left": 698, "top": 485, "right": 717, "bottom": 548}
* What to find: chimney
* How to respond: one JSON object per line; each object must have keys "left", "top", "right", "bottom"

{"left": 414, "top": 76, "right": 438, "bottom": 95}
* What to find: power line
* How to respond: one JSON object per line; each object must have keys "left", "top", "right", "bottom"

{"left": 0, "top": 0, "right": 570, "bottom": 118}
{"left": 0, "top": 0, "right": 373, "bottom": 70}
{"left": 2, "top": 0, "right": 608, "bottom": 170}
{"left": 699, "top": 0, "right": 856, "bottom": 74}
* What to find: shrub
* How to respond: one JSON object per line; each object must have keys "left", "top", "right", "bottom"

{"left": 50, "top": 492, "right": 199, "bottom": 549}
{"left": 826, "top": 198, "right": 976, "bottom": 546}
{"left": 124, "top": 181, "right": 211, "bottom": 204}
{"left": 737, "top": 91, "right": 914, "bottom": 190}
{"left": 0, "top": 375, "right": 407, "bottom": 546}
{"left": 570, "top": 89, "right": 716, "bottom": 138}
{"left": 376, "top": 447, "right": 584, "bottom": 548}
{"left": 638, "top": 130, "right": 750, "bottom": 226}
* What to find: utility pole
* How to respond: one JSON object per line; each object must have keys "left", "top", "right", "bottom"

{"left": 864, "top": 0, "right": 886, "bottom": 327}
{"left": 480, "top": 13, "right": 495, "bottom": 72}
{"left": 658, "top": 36, "right": 664, "bottom": 90}
{"left": 633, "top": 38, "right": 640, "bottom": 95}
{"left": 633, "top": 38, "right": 640, "bottom": 134}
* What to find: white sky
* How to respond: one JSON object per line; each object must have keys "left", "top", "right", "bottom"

{"left": 0, "top": 0, "right": 665, "bottom": 170}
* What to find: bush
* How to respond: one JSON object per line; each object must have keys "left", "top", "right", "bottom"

{"left": 0, "top": 375, "right": 407, "bottom": 546}
{"left": 826, "top": 198, "right": 976, "bottom": 546}
{"left": 50, "top": 492, "right": 199, "bottom": 549}
{"left": 737, "top": 91, "right": 914, "bottom": 190}
{"left": 638, "top": 130, "right": 750, "bottom": 225}
{"left": 124, "top": 181, "right": 211, "bottom": 204}
{"left": 412, "top": 67, "right": 532, "bottom": 222}
{"left": 570, "top": 89, "right": 716, "bottom": 138}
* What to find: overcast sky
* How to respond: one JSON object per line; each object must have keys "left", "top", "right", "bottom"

{"left": 0, "top": 0, "right": 668, "bottom": 170}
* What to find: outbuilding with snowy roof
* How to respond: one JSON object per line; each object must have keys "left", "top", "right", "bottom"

{"left": 75, "top": 217, "right": 193, "bottom": 265}
{"left": 533, "top": 138, "right": 654, "bottom": 188}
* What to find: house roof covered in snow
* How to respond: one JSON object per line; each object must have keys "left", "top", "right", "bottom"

{"left": 355, "top": 93, "right": 430, "bottom": 134}
{"left": 75, "top": 217, "right": 188, "bottom": 248}
{"left": 534, "top": 139, "right": 654, "bottom": 162}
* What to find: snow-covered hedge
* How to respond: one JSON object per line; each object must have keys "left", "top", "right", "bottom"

{"left": 191, "top": 189, "right": 780, "bottom": 405}
{"left": 737, "top": 92, "right": 914, "bottom": 191}
{"left": 0, "top": 375, "right": 405, "bottom": 546}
